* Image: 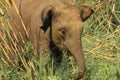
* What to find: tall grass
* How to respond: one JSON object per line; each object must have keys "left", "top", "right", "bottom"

{"left": 0, "top": 0, "right": 120, "bottom": 80}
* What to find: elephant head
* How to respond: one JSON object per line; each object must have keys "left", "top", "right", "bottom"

{"left": 41, "top": 4, "right": 94, "bottom": 78}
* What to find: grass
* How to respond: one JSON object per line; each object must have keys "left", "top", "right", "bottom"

{"left": 0, "top": 0, "right": 120, "bottom": 80}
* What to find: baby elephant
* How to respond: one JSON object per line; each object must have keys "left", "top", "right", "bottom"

{"left": 7, "top": 0, "right": 94, "bottom": 79}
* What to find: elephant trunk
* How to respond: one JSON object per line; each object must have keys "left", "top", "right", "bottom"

{"left": 65, "top": 37, "right": 85, "bottom": 77}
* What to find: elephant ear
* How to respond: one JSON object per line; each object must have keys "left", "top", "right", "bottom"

{"left": 41, "top": 5, "right": 54, "bottom": 32}
{"left": 79, "top": 5, "right": 94, "bottom": 21}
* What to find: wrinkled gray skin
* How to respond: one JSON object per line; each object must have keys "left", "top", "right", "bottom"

{"left": 7, "top": 0, "right": 94, "bottom": 79}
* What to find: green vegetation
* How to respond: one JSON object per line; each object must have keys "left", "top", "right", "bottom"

{"left": 0, "top": 0, "right": 120, "bottom": 80}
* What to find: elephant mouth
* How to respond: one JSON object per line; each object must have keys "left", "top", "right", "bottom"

{"left": 61, "top": 48, "right": 72, "bottom": 56}
{"left": 49, "top": 41, "right": 71, "bottom": 54}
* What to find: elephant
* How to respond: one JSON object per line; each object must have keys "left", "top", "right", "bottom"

{"left": 7, "top": 0, "right": 94, "bottom": 79}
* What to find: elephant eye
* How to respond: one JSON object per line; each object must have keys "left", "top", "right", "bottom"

{"left": 59, "top": 28, "right": 66, "bottom": 36}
